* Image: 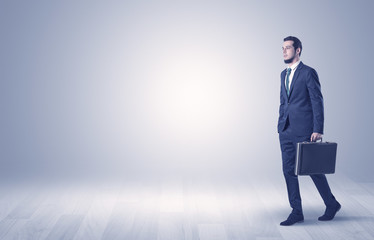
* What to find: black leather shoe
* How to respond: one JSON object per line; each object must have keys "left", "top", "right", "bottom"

{"left": 280, "top": 213, "right": 304, "bottom": 226}
{"left": 318, "top": 202, "right": 341, "bottom": 221}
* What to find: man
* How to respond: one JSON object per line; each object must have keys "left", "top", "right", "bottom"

{"left": 278, "top": 36, "right": 341, "bottom": 226}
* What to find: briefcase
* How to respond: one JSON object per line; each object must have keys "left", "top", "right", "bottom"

{"left": 295, "top": 141, "right": 337, "bottom": 175}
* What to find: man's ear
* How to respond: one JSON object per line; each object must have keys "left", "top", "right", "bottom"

{"left": 296, "top": 48, "right": 301, "bottom": 56}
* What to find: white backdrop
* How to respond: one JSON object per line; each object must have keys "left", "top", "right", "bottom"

{"left": 1, "top": 0, "right": 373, "bottom": 182}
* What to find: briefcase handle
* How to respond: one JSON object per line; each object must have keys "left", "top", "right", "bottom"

{"left": 300, "top": 138, "right": 324, "bottom": 144}
{"left": 311, "top": 138, "right": 323, "bottom": 143}
{"left": 312, "top": 138, "right": 334, "bottom": 144}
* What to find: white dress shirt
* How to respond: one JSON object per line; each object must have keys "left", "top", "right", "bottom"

{"left": 285, "top": 60, "right": 301, "bottom": 90}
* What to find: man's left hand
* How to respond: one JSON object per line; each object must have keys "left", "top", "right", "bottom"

{"left": 311, "top": 132, "right": 323, "bottom": 142}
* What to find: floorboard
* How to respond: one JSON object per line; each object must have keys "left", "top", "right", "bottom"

{"left": 0, "top": 174, "right": 373, "bottom": 240}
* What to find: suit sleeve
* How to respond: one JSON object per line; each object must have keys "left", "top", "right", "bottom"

{"left": 306, "top": 68, "right": 324, "bottom": 134}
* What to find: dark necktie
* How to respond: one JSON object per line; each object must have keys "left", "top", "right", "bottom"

{"left": 286, "top": 68, "right": 291, "bottom": 96}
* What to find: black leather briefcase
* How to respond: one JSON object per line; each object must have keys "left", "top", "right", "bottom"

{"left": 295, "top": 141, "right": 338, "bottom": 175}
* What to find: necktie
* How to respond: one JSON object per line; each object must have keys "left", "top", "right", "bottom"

{"left": 286, "top": 68, "right": 291, "bottom": 96}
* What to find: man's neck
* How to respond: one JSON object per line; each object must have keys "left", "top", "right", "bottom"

{"left": 287, "top": 56, "right": 300, "bottom": 67}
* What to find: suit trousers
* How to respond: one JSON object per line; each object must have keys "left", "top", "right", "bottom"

{"left": 279, "top": 123, "right": 337, "bottom": 214}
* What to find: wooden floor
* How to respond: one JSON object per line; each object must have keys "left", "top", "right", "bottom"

{"left": 0, "top": 173, "right": 373, "bottom": 240}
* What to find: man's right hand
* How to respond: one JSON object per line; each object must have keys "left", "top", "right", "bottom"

{"left": 310, "top": 132, "right": 323, "bottom": 142}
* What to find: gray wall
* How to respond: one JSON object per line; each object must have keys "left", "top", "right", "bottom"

{"left": 1, "top": 0, "right": 373, "bottom": 182}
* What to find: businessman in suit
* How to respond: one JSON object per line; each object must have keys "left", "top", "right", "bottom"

{"left": 278, "top": 36, "right": 341, "bottom": 226}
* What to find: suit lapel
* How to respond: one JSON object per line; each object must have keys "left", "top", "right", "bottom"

{"left": 288, "top": 61, "right": 304, "bottom": 98}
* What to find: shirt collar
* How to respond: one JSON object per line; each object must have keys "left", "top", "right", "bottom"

{"left": 288, "top": 60, "right": 301, "bottom": 71}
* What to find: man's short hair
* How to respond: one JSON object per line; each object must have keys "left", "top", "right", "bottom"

{"left": 284, "top": 36, "right": 302, "bottom": 56}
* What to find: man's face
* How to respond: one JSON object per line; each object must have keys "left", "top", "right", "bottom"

{"left": 282, "top": 40, "right": 296, "bottom": 64}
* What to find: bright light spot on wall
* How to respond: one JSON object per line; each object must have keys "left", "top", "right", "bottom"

{"left": 143, "top": 45, "right": 237, "bottom": 143}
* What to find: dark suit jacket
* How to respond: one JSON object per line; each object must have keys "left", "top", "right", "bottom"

{"left": 277, "top": 61, "right": 324, "bottom": 136}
